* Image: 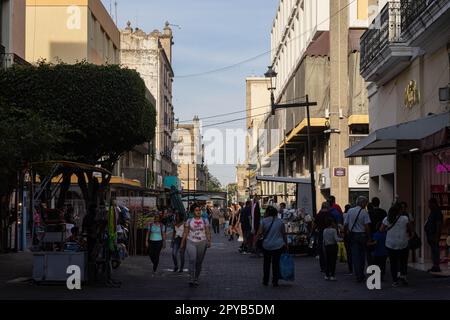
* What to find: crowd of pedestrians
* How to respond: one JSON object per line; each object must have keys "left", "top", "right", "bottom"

{"left": 141, "top": 193, "right": 445, "bottom": 290}
{"left": 311, "top": 194, "right": 445, "bottom": 287}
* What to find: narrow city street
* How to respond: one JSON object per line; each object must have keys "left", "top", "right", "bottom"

{"left": 1, "top": 232, "right": 449, "bottom": 300}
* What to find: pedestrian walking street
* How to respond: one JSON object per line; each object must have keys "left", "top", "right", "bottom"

{"left": 1, "top": 232, "right": 449, "bottom": 300}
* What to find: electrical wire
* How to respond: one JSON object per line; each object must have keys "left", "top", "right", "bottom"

{"left": 173, "top": 0, "right": 357, "bottom": 79}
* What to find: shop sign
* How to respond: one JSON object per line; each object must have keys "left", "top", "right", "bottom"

{"left": 334, "top": 167, "right": 346, "bottom": 177}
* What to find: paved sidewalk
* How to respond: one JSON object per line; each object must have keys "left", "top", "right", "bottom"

{"left": 0, "top": 232, "right": 449, "bottom": 300}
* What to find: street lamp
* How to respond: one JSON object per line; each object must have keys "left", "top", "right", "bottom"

{"left": 265, "top": 65, "right": 318, "bottom": 216}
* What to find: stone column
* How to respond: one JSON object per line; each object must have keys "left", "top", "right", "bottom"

{"left": 329, "top": 0, "right": 350, "bottom": 207}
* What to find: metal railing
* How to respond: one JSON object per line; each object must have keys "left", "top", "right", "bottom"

{"left": 0, "top": 52, "right": 30, "bottom": 69}
{"left": 360, "top": 1, "right": 402, "bottom": 72}
{"left": 400, "top": 0, "right": 447, "bottom": 41}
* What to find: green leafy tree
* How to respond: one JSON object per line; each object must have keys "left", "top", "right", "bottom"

{"left": 0, "top": 102, "right": 64, "bottom": 250}
{"left": 206, "top": 172, "right": 223, "bottom": 192}
{"left": 0, "top": 62, "right": 156, "bottom": 209}
{"left": 226, "top": 183, "right": 238, "bottom": 204}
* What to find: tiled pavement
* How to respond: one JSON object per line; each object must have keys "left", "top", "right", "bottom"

{"left": 0, "top": 231, "right": 449, "bottom": 300}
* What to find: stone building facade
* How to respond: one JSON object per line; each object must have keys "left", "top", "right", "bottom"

{"left": 120, "top": 21, "right": 177, "bottom": 191}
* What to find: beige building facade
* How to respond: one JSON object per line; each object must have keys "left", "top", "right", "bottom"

{"left": 120, "top": 22, "right": 176, "bottom": 191}
{"left": 25, "top": 0, "right": 119, "bottom": 64}
{"left": 175, "top": 116, "right": 207, "bottom": 192}
{"left": 260, "top": 0, "right": 373, "bottom": 211}
{"left": 245, "top": 77, "right": 271, "bottom": 196}
{"left": 346, "top": 0, "right": 450, "bottom": 268}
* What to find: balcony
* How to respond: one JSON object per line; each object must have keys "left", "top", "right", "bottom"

{"left": 360, "top": 0, "right": 450, "bottom": 84}
{"left": 400, "top": 0, "right": 450, "bottom": 49}
{"left": 0, "top": 51, "right": 30, "bottom": 69}
{"left": 360, "top": 2, "right": 418, "bottom": 84}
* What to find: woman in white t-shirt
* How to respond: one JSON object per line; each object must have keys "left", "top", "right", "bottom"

{"left": 180, "top": 204, "right": 212, "bottom": 287}
{"left": 380, "top": 205, "right": 412, "bottom": 287}
{"left": 171, "top": 213, "right": 186, "bottom": 273}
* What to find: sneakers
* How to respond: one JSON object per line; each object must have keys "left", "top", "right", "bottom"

{"left": 193, "top": 280, "right": 199, "bottom": 287}
{"left": 329, "top": 277, "right": 336, "bottom": 281}
{"left": 324, "top": 276, "right": 330, "bottom": 280}
{"left": 392, "top": 281, "right": 400, "bottom": 287}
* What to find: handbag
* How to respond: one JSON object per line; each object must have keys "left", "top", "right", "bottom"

{"left": 257, "top": 217, "right": 275, "bottom": 250}
{"left": 409, "top": 232, "right": 422, "bottom": 250}
{"left": 279, "top": 253, "right": 295, "bottom": 281}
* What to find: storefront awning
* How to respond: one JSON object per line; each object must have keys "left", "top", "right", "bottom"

{"left": 256, "top": 175, "right": 311, "bottom": 185}
{"left": 345, "top": 112, "right": 449, "bottom": 157}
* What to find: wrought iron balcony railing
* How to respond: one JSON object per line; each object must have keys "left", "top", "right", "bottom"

{"left": 360, "top": 1, "right": 402, "bottom": 73}
{"left": 400, "top": 0, "right": 448, "bottom": 41}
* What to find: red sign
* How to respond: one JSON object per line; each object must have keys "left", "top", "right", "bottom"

{"left": 334, "top": 167, "right": 346, "bottom": 177}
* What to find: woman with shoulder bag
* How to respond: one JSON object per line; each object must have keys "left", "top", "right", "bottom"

{"left": 254, "top": 206, "right": 287, "bottom": 287}
{"left": 380, "top": 205, "right": 412, "bottom": 287}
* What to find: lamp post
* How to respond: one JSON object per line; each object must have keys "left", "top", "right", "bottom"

{"left": 265, "top": 65, "right": 318, "bottom": 216}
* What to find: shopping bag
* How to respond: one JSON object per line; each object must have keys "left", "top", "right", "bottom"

{"left": 279, "top": 253, "right": 295, "bottom": 281}
{"left": 337, "top": 242, "right": 347, "bottom": 263}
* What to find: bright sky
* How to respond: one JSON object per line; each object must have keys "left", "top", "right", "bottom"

{"left": 103, "top": 0, "right": 279, "bottom": 186}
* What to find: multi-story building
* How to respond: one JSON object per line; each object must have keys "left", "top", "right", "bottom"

{"left": 346, "top": 0, "right": 450, "bottom": 269}
{"left": 25, "top": 0, "right": 119, "bottom": 64}
{"left": 1, "top": 0, "right": 27, "bottom": 68}
{"left": 175, "top": 116, "right": 207, "bottom": 192}
{"left": 24, "top": 1, "right": 158, "bottom": 197}
{"left": 260, "top": 0, "right": 373, "bottom": 211}
{"left": 245, "top": 77, "right": 271, "bottom": 196}
{"left": 120, "top": 22, "right": 177, "bottom": 194}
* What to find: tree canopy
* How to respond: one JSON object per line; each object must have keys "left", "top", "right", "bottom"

{"left": 0, "top": 62, "right": 156, "bottom": 171}
{"left": 206, "top": 172, "right": 223, "bottom": 192}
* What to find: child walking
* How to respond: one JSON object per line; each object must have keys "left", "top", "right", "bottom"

{"left": 370, "top": 222, "right": 388, "bottom": 280}
{"left": 323, "top": 218, "right": 342, "bottom": 281}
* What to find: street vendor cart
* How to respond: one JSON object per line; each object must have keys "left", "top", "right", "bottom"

{"left": 256, "top": 176, "right": 313, "bottom": 254}
{"left": 29, "top": 161, "right": 112, "bottom": 283}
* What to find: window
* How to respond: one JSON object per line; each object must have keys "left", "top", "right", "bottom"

{"left": 349, "top": 135, "right": 369, "bottom": 165}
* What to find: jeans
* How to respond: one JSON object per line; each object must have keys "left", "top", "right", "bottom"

{"left": 212, "top": 219, "right": 220, "bottom": 234}
{"left": 172, "top": 237, "right": 185, "bottom": 270}
{"left": 427, "top": 236, "right": 441, "bottom": 268}
{"left": 186, "top": 240, "right": 207, "bottom": 282}
{"left": 241, "top": 229, "right": 252, "bottom": 252}
{"left": 318, "top": 232, "right": 326, "bottom": 272}
{"left": 344, "top": 237, "right": 353, "bottom": 273}
{"left": 324, "top": 244, "right": 338, "bottom": 277}
{"left": 148, "top": 240, "right": 163, "bottom": 272}
{"left": 263, "top": 247, "right": 283, "bottom": 285}
{"left": 374, "top": 255, "right": 387, "bottom": 277}
{"left": 387, "top": 247, "right": 409, "bottom": 282}
{"left": 350, "top": 232, "right": 368, "bottom": 281}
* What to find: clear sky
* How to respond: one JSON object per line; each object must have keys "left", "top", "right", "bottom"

{"left": 103, "top": 0, "right": 279, "bottom": 187}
